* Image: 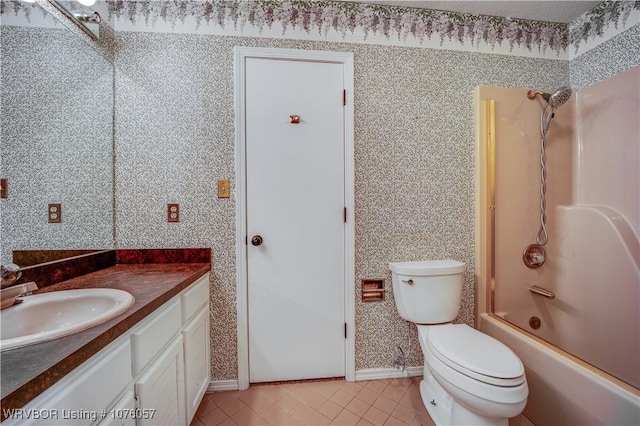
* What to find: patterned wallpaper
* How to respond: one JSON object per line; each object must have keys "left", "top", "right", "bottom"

{"left": 0, "top": 25, "right": 114, "bottom": 264}
{"left": 113, "top": 31, "right": 568, "bottom": 379}
{"left": 109, "top": 1, "right": 639, "bottom": 381}
{"left": 570, "top": 0, "right": 639, "bottom": 54}
{"left": 570, "top": 22, "right": 640, "bottom": 90}
{"left": 3, "top": 0, "right": 638, "bottom": 381}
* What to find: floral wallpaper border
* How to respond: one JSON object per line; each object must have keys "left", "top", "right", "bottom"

{"left": 108, "top": 0, "right": 571, "bottom": 55}
{"left": 1, "top": 0, "right": 114, "bottom": 61}
{"left": 570, "top": 0, "right": 640, "bottom": 53}
{"left": 5, "top": 1, "right": 639, "bottom": 58}
{"left": 0, "top": 0, "right": 49, "bottom": 22}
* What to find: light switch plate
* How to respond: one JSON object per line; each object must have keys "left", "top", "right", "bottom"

{"left": 217, "top": 179, "right": 230, "bottom": 198}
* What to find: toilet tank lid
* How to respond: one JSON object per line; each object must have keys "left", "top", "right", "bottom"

{"left": 389, "top": 260, "right": 466, "bottom": 276}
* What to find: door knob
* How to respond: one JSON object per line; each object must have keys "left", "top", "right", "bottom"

{"left": 251, "top": 235, "right": 263, "bottom": 246}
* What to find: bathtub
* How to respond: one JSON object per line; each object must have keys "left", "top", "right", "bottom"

{"left": 480, "top": 314, "right": 640, "bottom": 426}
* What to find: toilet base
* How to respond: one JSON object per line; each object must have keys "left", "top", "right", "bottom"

{"left": 419, "top": 372, "right": 453, "bottom": 425}
{"left": 419, "top": 373, "right": 508, "bottom": 426}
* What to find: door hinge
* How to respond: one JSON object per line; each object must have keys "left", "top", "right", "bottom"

{"left": 134, "top": 394, "right": 140, "bottom": 410}
{"left": 344, "top": 323, "right": 347, "bottom": 338}
{"left": 343, "top": 89, "right": 346, "bottom": 106}
{"left": 344, "top": 207, "right": 347, "bottom": 223}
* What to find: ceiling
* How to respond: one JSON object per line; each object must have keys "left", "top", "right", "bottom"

{"left": 349, "top": 1, "right": 602, "bottom": 23}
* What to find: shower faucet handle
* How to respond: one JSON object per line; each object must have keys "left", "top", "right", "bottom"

{"left": 523, "top": 244, "right": 545, "bottom": 268}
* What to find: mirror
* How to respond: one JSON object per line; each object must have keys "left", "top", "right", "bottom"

{"left": 0, "top": 0, "right": 114, "bottom": 265}
{"left": 50, "top": 0, "right": 104, "bottom": 39}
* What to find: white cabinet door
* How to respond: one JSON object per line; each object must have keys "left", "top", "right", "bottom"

{"left": 98, "top": 391, "right": 135, "bottom": 426}
{"left": 135, "top": 336, "right": 185, "bottom": 426}
{"left": 182, "top": 307, "right": 210, "bottom": 424}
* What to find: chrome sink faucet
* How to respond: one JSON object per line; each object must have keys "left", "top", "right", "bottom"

{"left": 1, "top": 263, "right": 37, "bottom": 309}
{"left": 1, "top": 263, "right": 22, "bottom": 288}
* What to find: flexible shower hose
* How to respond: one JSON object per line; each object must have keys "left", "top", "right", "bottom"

{"left": 536, "top": 104, "right": 556, "bottom": 247}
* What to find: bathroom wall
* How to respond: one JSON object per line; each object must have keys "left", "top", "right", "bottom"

{"left": 111, "top": 0, "right": 640, "bottom": 383}
{"left": 570, "top": 23, "right": 640, "bottom": 90}
{"left": 569, "top": 1, "right": 640, "bottom": 89}
{"left": 0, "top": 11, "right": 114, "bottom": 264}
{"left": 0, "top": 0, "right": 628, "bottom": 385}
{"left": 113, "top": 29, "right": 568, "bottom": 380}
{"left": 2, "top": 0, "right": 637, "bottom": 384}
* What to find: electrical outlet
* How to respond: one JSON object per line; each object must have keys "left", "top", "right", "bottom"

{"left": 48, "top": 203, "right": 61, "bottom": 223}
{"left": 217, "top": 179, "right": 230, "bottom": 198}
{"left": 167, "top": 203, "right": 179, "bottom": 222}
{"left": 0, "top": 178, "right": 7, "bottom": 199}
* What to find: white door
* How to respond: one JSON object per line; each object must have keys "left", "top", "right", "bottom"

{"left": 245, "top": 57, "right": 346, "bottom": 383}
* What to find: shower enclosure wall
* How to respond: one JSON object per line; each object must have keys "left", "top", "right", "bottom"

{"left": 475, "top": 66, "right": 639, "bottom": 424}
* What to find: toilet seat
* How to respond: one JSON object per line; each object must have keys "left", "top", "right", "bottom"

{"left": 421, "top": 324, "right": 525, "bottom": 387}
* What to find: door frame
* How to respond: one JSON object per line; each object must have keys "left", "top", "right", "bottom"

{"left": 234, "top": 47, "right": 355, "bottom": 390}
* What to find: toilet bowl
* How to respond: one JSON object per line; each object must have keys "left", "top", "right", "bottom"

{"left": 419, "top": 324, "right": 528, "bottom": 424}
{"left": 390, "top": 261, "right": 528, "bottom": 426}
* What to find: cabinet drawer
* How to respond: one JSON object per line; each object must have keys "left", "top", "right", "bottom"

{"left": 130, "top": 299, "right": 181, "bottom": 376}
{"left": 180, "top": 275, "right": 209, "bottom": 324}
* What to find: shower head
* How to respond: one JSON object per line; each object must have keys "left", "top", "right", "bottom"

{"left": 543, "top": 86, "right": 572, "bottom": 108}
{"left": 527, "top": 86, "right": 573, "bottom": 109}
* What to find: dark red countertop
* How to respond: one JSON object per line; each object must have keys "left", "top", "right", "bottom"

{"left": 0, "top": 261, "right": 210, "bottom": 417}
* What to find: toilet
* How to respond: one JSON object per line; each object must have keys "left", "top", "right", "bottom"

{"left": 389, "top": 260, "right": 528, "bottom": 426}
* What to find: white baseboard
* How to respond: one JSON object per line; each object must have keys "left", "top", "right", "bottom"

{"left": 355, "top": 366, "right": 423, "bottom": 381}
{"left": 206, "top": 368, "right": 422, "bottom": 391}
{"left": 207, "top": 380, "right": 239, "bottom": 392}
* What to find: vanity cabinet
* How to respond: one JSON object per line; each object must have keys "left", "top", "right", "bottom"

{"left": 2, "top": 274, "right": 210, "bottom": 426}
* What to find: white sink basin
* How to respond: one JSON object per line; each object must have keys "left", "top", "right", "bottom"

{"left": 0, "top": 288, "right": 135, "bottom": 351}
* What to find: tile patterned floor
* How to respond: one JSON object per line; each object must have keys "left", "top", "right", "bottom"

{"left": 190, "top": 377, "right": 436, "bottom": 425}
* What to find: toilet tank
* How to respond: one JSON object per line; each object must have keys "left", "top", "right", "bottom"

{"left": 389, "top": 260, "right": 466, "bottom": 324}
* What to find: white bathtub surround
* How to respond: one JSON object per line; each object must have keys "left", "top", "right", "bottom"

{"left": 476, "top": 64, "right": 640, "bottom": 425}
